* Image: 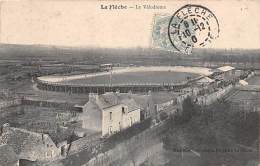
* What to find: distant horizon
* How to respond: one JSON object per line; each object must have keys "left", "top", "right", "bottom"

{"left": 0, "top": 43, "right": 260, "bottom": 51}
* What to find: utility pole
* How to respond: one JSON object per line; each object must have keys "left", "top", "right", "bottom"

{"left": 109, "top": 70, "right": 112, "bottom": 91}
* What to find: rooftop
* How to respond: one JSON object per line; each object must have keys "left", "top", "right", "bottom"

{"left": 0, "top": 126, "right": 56, "bottom": 160}
{"left": 87, "top": 92, "right": 140, "bottom": 112}
{"left": 239, "top": 80, "right": 249, "bottom": 86}
{"left": 196, "top": 77, "right": 215, "bottom": 84}
{"left": 0, "top": 144, "right": 18, "bottom": 166}
{"left": 216, "top": 66, "right": 235, "bottom": 72}
{"left": 120, "top": 98, "right": 140, "bottom": 112}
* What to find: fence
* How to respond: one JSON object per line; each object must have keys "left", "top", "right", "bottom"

{"left": 21, "top": 97, "right": 75, "bottom": 110}
{"left": 36, "top": 78, "right": 190, "bottom": 94}
{"left": 35, "top": 74, "right": 205, "bottom": 95}
{"left": 35, "top": 66, "right": 210, "bottom": 94}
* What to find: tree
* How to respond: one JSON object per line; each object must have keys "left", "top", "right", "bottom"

{"left": 174, "top": 97, "right": 199, "bottom": 125}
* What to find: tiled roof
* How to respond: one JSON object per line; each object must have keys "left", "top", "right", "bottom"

{"left": 98, "top": 93, "right": 118, "bottom": 108}
{"left": 0, "top": 127, "right": 56, "bottom": 160}
{"left": 87, "top": 92, "right": 140, "bottom": 112}
{"left": 0, "top": 144, "right": 18, "bottom": 166}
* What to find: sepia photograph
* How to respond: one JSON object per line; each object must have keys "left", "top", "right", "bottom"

{"left": 0, "top": 0, "right": 259, "bottom": 166}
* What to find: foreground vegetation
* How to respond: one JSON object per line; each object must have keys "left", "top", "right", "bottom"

{"left": 163, "top": 97, "right": 259, "bottom": 166}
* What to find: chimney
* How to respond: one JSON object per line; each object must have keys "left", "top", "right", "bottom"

{"left": 42, "top": 134, "right": 45, "bottom": 144}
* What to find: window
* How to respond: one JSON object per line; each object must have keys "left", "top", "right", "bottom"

{"left": 109, "top": 112, "right": 112, "bottom": 120}
{"left": 71, "top": 111, "right": 76, "bottom": 117}
{"left": 146, "top": 111, "right": 150, "bottom": 118}
{"left": 109, "top": 126, "right": 113, "bottom": 134}
{"left": 61, "top": 146, "right": 66, "bottom": 156}
{"left": 122, "top": 107, "right": 125, "bottom": 114}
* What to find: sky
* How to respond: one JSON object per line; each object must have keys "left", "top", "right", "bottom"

{"left": 0, "top": 0, "right": 260, "bottom": 49}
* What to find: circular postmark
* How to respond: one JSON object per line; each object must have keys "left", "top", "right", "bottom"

{"left": 168, "top": 4, "right": 220, "bottom": 54}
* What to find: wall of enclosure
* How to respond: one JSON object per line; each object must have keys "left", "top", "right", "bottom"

{"left": 36, "top": 66, "right": 209, "bottom": 94}
{"left": 35, "top": 78, "right": 200, "bottom": 94}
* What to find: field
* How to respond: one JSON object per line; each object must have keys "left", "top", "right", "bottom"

{"left": 38, "top": 66, "right": 211, "bottom": 86}
{"left": 66, "top": 71, "right": 199, "bottom": 85}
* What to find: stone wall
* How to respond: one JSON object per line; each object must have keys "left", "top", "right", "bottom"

{"left": 196, "top": 85, "right": 233, "bottom": 105}
{"left": 69, "top": 133, "right": 101, "bottom": 154}
{"left": 82, "top": 122, "right": 167, "bottom": 166}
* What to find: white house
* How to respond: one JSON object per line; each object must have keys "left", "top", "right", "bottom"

{"left": 79, "top": 93, "right": 141, "bottom": 137}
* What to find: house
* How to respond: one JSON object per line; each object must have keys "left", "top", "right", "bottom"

{"left": 239, "top": 80, "right": 248, "bottom": 86}
{"left": 125, "top": 91, "right": 178, "bottom": 118}
{"left": 79, "top": 93, "right": 141, "bottom": 137}
{"left": 217, "top": 66, "right": 235, "bottom": 73}
{"left": 96, "top": 91, "right": 154, "bottom": 120}
{"left": 117, "top": 91, "right": 177, "bottom": 119}
{"left": 133, "top": 95, "right": 155, "bottom": 120}
{"left": 0, "top": 144, "right": 19, "bottom": 166}
{"left": 211, "top": 66, "right": 235, "bottom": 80}
{"left": 175, "top": 86, "right": 201, "bottom": 107}
{"left": 0, "top": 123, "right": 68, "bottom": 162}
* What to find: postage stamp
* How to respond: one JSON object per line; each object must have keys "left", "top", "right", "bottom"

{"left": 168, "top": 4, "right": 220, "bottom": 54}
{"left": 151, "top": 14, "right": 174, "bottom": 52}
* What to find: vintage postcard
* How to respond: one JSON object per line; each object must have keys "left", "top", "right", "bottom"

{"left": 0, "top": 0, "right": 259, "bottom": 166}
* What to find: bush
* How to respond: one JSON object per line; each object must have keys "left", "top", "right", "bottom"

{"left": 163, "top": 102, "right": 259, "bottom": 152}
